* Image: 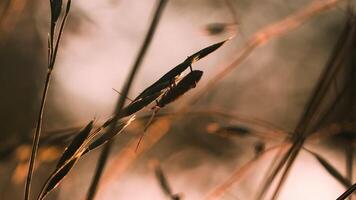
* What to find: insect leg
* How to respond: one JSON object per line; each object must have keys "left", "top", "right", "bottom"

{"left": 135, "top": 108, "right": 159, "bottom": 152}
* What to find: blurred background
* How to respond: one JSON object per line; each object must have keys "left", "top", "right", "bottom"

{"left": 0, "top": 0, "right": 355, "bottom": 199}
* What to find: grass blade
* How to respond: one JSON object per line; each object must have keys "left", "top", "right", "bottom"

{"left": 337, "top": 183, "right": 356, "bottom": 200}
{"left": 56, "top": 121, "right": 93, "bottom": 168}
{"left": 38, "top": 157, "right": 79, "bottom": 200}
{"left": 24, "top": 1, "right": 72, "bottom": 199}
{"left": 83, "top": 116, "right": 135, "bottom": 154}
{"left": 186, "top": 39, "right": 229, "bottom": 64}
{"left": 86, "top": 1, "right": 168, "bottom": 199}
{"left": 305, "top": 148, "right": 352, "bottom": 188}
{"left": 50, "top": 0, "right": 62, "bottom": 24}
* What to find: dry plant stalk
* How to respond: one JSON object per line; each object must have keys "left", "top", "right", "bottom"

{"left": 24, "top": 1, "right": 71, "bottom": 200}
{"left": 82, "top": 0, "right": 341, "bottom": 195}
{"left": 204, "top": 144, "right": 290, "bottom": 200}
{"left": 256, "top": 11, "right": 356, "bottom": 200}
{"left": 96, "top": 117, "right": 171, "bottom": 197}
{"left": 337, "top": 183, "right": 356, "bottom": 200}
{"left": 86, "top": 0, "right": 168, "bottom": 199}
{"left": 304, "top": 148, "right": 352, "bottom": 188}
{"left": 188, "top": 0, "right": 343, "bottom": 105}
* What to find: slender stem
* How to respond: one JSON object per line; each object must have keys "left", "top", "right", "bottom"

{"left": 50, "top": 0, "right": 71, "bottom": 69}
{"left": 337, "top": 183, "right": 356, "bottom": 200}
{"left": 270, "top": 139, "right": 304, "bottom": 200}
{"left": 204, "top": 144, "right": 287, "bottom": 200}
{"left": 255, "top": 140, "right": 296, "bottom": 200}
{"left": 86, "top": 139, "right": 113, "bottom": 199}
{"left": 346, "top": 141, "right": 353, "bottom": 200}
{"left": 24, "top": 69, "right": 52, "bottom": 200}
{"left": 186, "top": 0, "right": 342, "bottom": 106}
{"left": 85, "top": 0, "right": 168, "bottom": 199}
{"left": 24, "top": 1, "right": 71, "bottom": 199}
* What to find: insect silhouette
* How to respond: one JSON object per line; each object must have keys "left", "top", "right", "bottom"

{"left": 132, "top": 39, "right": 228, "bottom": 103}
{"left": 135, "top": 70, "right": 204, "bottom": 151}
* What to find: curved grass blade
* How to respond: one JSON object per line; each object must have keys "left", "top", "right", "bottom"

{"left": 337, "top": 183, "right": 356, "bottom": 200}
{"left": 56, "top": 121, "right": 93, "bottom": 168}
{"left": 38, "top": 157, "right": 78, "bottom": 200}
{"left": 83, "top": 116, "right": 135, "bottom": 154}
{"left": 305, "top": 148, "right": 352, "bottom": 188}
{"left": 185, "top": 39, "right": 229, "bottom": 64}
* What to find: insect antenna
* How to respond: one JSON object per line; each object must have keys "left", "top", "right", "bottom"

{"left": 112, "top": 88, "right": 134, "bottom": 102}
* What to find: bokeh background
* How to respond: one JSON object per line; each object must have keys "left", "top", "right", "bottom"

{"left": 0, "top": 0, "right": 355, "bottom": 199}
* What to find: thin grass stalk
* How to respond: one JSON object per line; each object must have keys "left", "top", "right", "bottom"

{"left": 85, "top": 0, "right": 168, "bottom": 199}
{"left": 50, "top": 1, "right": 71, "bottom": 69}
{"left": 98, "top": 117, "right": 171, "bottom": 191}
{"left": 256, "top": 10, "right": 354, "bottom": 199}
{"left": 82, "top": 0, "right": 339, "bottom": 169}
{"left": 24, "top": 1, "right": 71, "bottom": 199}
{"left": 24, "top": 69, "right": 52, "bottom": 200}
{"left": 254, "top": 138, "right": 291, "bottom": 197}
{"left": 268, "top": 12, "right": 356, "bottom": 199}
{"left": 270, "top": 139, "right": 304, "bottom": 200}
{"left": 185, "top": 0, "right": 342, "bottom": 107}
{"left": 18, "top": 108, "right": 286, "bottom": 148}
{"left": 346, "top": 141, "right": 353, "bottom": 200}
{"left": 255, "top": 139, "right": 300, "bottom": 200}
{"left": 204, "top": 144, "right": 288, "bottom": 200}
{"left": 337, "top": 183, "right": 356, "bottom": 200}
{"left": 304, "top": 147, "right": 351, "bottom": 188}
{"left": 294, "top": 16, "right": 356, "bottom": 136}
